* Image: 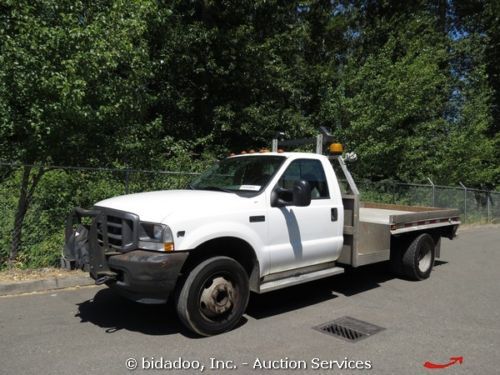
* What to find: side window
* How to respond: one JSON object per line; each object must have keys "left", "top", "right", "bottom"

{"left": 278, "top": 159, "right": 330, "bottom": 199}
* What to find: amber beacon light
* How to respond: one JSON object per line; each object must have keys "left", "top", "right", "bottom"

{"left": 328, "top": 143, "right": 344, "bottom": 155}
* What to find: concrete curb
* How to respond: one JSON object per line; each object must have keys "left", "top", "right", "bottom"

{"left": 0, "top": 274, "right": 96, "bottom": 296}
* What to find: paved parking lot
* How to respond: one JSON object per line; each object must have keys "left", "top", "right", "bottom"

{"left": 1, "top": 226, "right": 499, "bottom": 374}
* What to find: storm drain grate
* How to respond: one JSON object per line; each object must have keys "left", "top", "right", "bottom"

{"left": 313, "top": 316, "right": 385, "bottom": 343}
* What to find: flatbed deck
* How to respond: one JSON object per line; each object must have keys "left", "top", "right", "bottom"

{"left": 360, "top": 202, "right": 460, "bottom": 228}
{"left": 360, "top": 207, "right": 412, "bottom": 224}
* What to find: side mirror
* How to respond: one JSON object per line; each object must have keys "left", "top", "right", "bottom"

{"left": 292, "top": 180, "right": 311, "bottom": 207}
{"left": 271, "top": 180, "right": 311, "bottom": 207}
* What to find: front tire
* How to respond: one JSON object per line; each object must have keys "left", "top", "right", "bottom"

{"left": 175, "top": 256, "right": 249, "bottom": 336}
{"left": 402, "top": 233, "right": 435, "bottom": 280}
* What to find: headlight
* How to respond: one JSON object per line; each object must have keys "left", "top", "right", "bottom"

{"left": 138, "top": 222, "right": 174, "bottom": 251}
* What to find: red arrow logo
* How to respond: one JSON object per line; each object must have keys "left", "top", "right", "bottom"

{"left": 424, "top": 356, "right": 463, "bottom": 369}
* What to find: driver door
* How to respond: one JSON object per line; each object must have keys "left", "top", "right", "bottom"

{"left": 266, "top": 158, "right": 343, "bottom": 274}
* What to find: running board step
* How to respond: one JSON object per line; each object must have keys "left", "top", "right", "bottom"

{"left": 258, "top": 266, "right": 344, "bottom": 293}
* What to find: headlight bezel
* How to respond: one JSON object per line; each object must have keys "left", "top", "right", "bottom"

{"left": 138, "top": 222, "right": 174, "bottom": 251}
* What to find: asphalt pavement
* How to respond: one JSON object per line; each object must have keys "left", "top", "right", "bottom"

{"left": 0, "top": 226, "right": 499, "bottom": 375}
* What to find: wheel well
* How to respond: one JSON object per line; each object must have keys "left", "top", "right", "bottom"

{"left": 180, "top": 237, "right": 260, "bottom": 290}
{"left": 391, "top": 227, "right": 453, "bottom": 259}
{"left": 391, "top": 226, "right": 455, "bottom": 246}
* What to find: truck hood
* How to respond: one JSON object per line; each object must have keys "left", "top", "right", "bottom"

{"left": 95, "top": 189, "right": 260, "bottom": 223}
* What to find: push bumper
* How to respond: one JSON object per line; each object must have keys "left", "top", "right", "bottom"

{"left": 64, "top": 207, "right": 188, "bottom": 304}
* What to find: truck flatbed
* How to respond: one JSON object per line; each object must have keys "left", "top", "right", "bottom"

{"left": 339, "top": 199, "right": 460, "bottom": 267}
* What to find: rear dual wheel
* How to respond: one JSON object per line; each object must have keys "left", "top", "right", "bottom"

{"left": 401, "top": 233, "right": 436, "bottom": 280}
{"left": 175, "top": 256, "right": 249, "bottom": 336}
{"left": 391, "top": 233, "right": 436, "bottom": 280}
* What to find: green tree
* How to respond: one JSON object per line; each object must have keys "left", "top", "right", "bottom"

{"left": 0, "top": 0, "right": 155, "bottom": 263}
{"left": 149, "top": 0, "right": 320, "bottom": 153}
{"left": 331, "top": 7, "right": 451, "bottom": 181}
{"left": 449, "top": 0, "right": 500, "bottom": 188}
{"left": 319, "top": 0, "right": 498, "bottom": 188}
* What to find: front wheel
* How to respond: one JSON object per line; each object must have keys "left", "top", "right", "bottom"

{"left": 175, "top": 256, "right": 249, "bottom": 336}
{"left": 402, "top": 233, "right": 436, "bottom": 280}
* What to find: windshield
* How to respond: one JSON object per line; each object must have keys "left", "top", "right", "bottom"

{"left": 189, "top": 156, "right": 286, "bottom": 193}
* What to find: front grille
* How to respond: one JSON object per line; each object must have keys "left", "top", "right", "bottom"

{"left": 94, "top": 208, "right": 139, "bottom": 251}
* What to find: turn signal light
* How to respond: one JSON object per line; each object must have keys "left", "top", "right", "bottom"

{"left": 164, "top": 242, "right": 174, "bottom": 252}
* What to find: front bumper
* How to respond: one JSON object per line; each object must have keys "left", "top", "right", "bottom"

{"left": 106, "top": 250, "right": 188, "bottom": 303}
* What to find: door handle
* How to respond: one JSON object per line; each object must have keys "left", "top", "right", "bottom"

{"left": 331, "top": 208, "right": 338, "bottom": 222}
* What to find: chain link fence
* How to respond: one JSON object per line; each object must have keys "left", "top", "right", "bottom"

{"left": 0, "top": 162, "right": 498, "bottom": 269}
{"left": 0, "top": 163, "right": 201, "bottom": 268}
{"left": 356, "top": 179, "right": 499, "bottom": 224}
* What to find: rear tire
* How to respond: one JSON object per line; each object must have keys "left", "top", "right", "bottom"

{"left": 175, "top": 256, "right": 249, "bottom": 336}
{"left": 402, "top": 233, "right": 435, "bottom": 280}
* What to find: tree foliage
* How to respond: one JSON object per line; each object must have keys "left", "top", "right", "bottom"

{"left": 0, "top": 0, "right": 498, "bottom": 266}
{"left": 0, "top": 0, "right": 156, "bottom": 263}
{"left": 1, "top": 0, "right": 497, "bottom": 181}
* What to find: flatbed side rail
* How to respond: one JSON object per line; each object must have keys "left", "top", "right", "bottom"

{"left": 362, "top": 202, "right": 443, "bottom": 212}
{"left": 389, "top": 216, "right": 461, "bottom": 235}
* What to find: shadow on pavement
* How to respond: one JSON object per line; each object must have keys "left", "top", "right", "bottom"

{"left": 434, "top": 260, "right": 448, "bottom": 267}
{"left": 247, "top": 262, "right": 396, "bottom": 319}
{"left": 75, "top": 288, "right": 201, "bottom": 338}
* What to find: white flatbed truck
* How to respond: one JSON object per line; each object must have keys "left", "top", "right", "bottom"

{"left": 64, "top": 131, "right": 460, "bottom": 336}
